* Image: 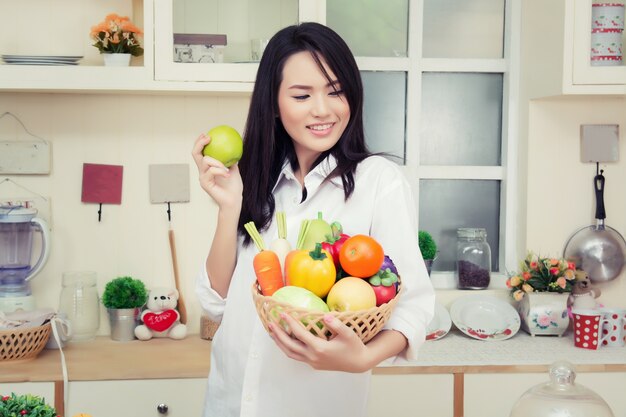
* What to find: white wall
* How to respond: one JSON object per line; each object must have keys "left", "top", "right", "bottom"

{"left": 0, "top": 92, "right": 249, "bottom": 335}
{"left": 3, "top": 92, "right": 626, "bottom": 335}
{"left": 526, "top": 96, "right": 626, "bottom": 308}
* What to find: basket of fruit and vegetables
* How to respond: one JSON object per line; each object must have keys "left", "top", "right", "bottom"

{"left": 248, "top": 212, "right": 402, "bottom": 344}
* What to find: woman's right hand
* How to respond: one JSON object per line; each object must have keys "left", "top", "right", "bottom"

{"left": 192, "top": 133, "right": 243, "bottom": 210}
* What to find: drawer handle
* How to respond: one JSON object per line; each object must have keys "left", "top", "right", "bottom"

{"left": 157, "top": 403, "right": 169, "bottom": 414}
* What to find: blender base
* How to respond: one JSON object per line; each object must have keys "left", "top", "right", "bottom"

{"left": 0, "top": 295, "right": 36, "bottom": 313}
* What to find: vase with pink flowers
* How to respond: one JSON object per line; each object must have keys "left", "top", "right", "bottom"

{"left": 507, "top": 252, "right": 577, "bottom": 336}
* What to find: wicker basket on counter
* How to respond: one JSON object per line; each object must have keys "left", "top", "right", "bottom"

{"left": 251, "top": 280, "right": 402, "bottom": 344}
{"left": 0, "top": 322, "right": 51, "bottom": 362}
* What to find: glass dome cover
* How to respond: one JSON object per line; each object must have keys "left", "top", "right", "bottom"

{"left": 510, "top": 361, "right": 614, "bottom": 417}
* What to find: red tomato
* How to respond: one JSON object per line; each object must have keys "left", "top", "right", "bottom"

{"left": 339, "top": 235, "right": 385, "bottom": 278}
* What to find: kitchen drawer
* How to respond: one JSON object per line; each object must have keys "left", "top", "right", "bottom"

{"left": 66, "top": 378, "right": 207, "bottom": 417}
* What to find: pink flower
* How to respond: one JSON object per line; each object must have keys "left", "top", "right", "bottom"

{"left": 568, "top": 261, "right": 576, "bottom": 270}
{"left": 537, "top": 315, "right": 552, "bottom": 327}
{"left": 522, "top": 272, "right": 531, "bottom": 281}
{"left": 549, "top": 267, "right": 560, "bottom": 276}
{"left": 530, "top": 261, "right": 538, "bottom": 270}
{"left": 556, "top": 277, "right": 566, "bottom": 288}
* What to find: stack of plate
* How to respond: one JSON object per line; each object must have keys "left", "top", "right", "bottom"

{"left": 1, "top": 55, "right": 83, "bottom": 66}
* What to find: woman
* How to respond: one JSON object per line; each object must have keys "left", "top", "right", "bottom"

{"left": 192, "top": 22, "right": 434, "bottom": 417}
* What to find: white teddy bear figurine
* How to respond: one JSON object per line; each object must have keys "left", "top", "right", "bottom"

{"left": 135, "top": 287, "right": 187, "bottom": 340}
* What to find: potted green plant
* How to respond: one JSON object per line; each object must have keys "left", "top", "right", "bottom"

{"left": 0, "top": 393, "right": 58, "bottom": 417}
{"left": 418, "top": 230, "right": 438, "bottom": 276}
{"left": 102, "top": 276, "right": 148, "bottom": 341}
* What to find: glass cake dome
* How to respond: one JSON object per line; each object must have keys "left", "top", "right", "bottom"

{"left": 510, "top": 361, "right": 614, "bottom": 417}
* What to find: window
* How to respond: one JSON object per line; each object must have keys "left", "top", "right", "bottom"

{"left": 326, "top": 0, "right": 519, "bottom": 287}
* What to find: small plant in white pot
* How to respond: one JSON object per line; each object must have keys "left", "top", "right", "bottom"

{"left": 102, "top": 276, "right": 148, "bottom": 341}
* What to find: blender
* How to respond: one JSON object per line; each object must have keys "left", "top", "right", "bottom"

{"left": 0, "top": 204, "right": 50, "bottom": 312}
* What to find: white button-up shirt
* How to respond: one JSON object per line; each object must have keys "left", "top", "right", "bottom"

{"left": 196, "top": 155, "right": 435, "bottom": 417}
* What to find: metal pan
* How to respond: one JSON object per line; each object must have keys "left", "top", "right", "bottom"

{"left": 563, "top": 171, "right": 626, "bottom": 282}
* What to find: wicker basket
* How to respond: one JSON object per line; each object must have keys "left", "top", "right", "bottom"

{"left": 251, "top": 280, "right": 402, "bottom": 344}
{"left": 0, "top": 322, "right": 52, "bottom": 362}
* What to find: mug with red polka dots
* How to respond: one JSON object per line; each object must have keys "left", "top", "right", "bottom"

{"left": 572, "top": 309, "right": 609, "bottom": 350}
{"left": 598, "top": 307, "right": 626, "bottom": 347}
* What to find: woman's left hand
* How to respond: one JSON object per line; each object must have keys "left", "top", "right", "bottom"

{"left": 268, "top": 313, "right": 372, "bottom": 373}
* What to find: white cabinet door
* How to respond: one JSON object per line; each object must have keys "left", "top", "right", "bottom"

{"left": 0, "top": 382, "right": 57, "bottom": 413}
{"left": 0, "top": 382, "right": 55, "bottom": 405}
{"left": 465, "top": 372, "right": 626, "bottom": 417}
{"left": 367, "top": 374, "right": 453, "bottom": 417}
{"left": 465, "top": 373, "right": 545, "bottom": 417}
{"left": 66, "top": 378, "right": 207, "bottom": 417}
{"left": 524, "top": 0, "right": 626, "bottom": 97}
{"left": 571, "top": 0, "right": 626, "bottom": 87}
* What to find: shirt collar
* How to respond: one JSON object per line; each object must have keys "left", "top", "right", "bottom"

{"left": 272, "top": 154, "right": 340, "bottom": 193}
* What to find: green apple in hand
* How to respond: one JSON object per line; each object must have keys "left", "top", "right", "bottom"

{"left": 202, "top": 125, "right": 243, "bottom": 168}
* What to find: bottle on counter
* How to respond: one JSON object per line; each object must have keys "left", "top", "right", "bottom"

{"left": 58, "top": 271, "right": 100, "bottom": 341}
{"left": 455, "top": 227, "right": 491, "bottom": 290}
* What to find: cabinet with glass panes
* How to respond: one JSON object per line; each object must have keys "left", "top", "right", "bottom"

{"left": 523, "top": 0, "right": 626, "bottom": 97}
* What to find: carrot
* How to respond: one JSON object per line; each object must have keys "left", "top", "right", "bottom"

{"left": 253, "top": 250, "right": 283, "bottom": 296}
{"left": 244, "top": 221, "right": 284, "bottom": 296}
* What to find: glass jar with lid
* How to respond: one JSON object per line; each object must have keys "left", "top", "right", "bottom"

{"left": 510, "top": 361, "right": 614, "bottom": 417}
{"left": 455, "top": 227, "right": 491, "bottom": 289}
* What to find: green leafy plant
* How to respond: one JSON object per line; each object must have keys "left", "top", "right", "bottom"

{"left": 0, "top": 393, "right": 59, "bottom": 417}
{"left": 418, "top": 230, "right": 437, "bottom": 260}
{"left": 102, "top": 276, "right": 148, "bottom": 309}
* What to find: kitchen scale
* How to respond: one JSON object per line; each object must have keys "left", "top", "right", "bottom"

{"left": 0, "top": 204, "right": 50, "bottom": 312}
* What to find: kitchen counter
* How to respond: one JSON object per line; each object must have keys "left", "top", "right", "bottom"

{"left": 3, "top": 332, "right": 625, "bottom": 417}
{"left": 3, "top": 330, "right": 626, "bottom": 384}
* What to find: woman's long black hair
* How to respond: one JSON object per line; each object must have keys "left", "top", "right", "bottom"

{"left": 238, "top": 22, "right": 371, "bottom": 243}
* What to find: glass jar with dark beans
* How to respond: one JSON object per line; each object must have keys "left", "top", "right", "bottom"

{"left": 456, "top": 228, "right": 491, "bottom": 290}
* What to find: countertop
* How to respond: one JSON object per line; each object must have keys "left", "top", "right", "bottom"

{"left": 2, "top": 330, "right": 626, "bottom": 383}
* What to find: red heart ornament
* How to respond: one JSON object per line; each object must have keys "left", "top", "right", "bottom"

{"left": 143, "top": 310, "right": 178, "bottom": 332}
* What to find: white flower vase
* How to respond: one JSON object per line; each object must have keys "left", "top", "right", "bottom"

{"left": 517, "top": 292, "right": 570, "bottom": 337}
{"left": 103, "top": 53, "right": 131, "bottom": 67}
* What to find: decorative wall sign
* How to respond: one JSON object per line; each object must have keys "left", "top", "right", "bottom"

{"left": 149, "top": 164, "right": 190, "bottom": 221}
{"left": 0, "top": 112, "right": 51, "bottom": 175}
{"left": 81, "top": 163, "right": 123, "bottom": 221}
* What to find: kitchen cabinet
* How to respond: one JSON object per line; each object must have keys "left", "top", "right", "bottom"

{"left": 367, "top": 374, "right": 454, "bottom": 417}
{"left": 464, "top": 372, "right": 626, "bottom": 417}
{"left": 66, "top": 379, "right": 206, "bottom": 417}
{"left": 523, "top": 0, "right": 626, "bottom": 97}
{"left": 0, "top": 382, "right": 55, "bottom": 403}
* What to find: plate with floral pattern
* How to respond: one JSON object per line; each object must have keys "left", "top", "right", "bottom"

{"left": 426, "top": 302, "right": 452, "bottom": 341}
{"left": 450, "top": 294, "right": 520, "bottom": 341}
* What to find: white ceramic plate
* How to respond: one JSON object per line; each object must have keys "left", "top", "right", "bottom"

{"left": 2, "top": 55, "right": 83, "bottom": 61}
{"left": 450, "top": 294, "right": 520, "bottom": 341}
{"left": 2, "top": 61, "right": 79, "bottom": 66}
{"left": 426, "top": 302, "right": 452, "bottom": 341}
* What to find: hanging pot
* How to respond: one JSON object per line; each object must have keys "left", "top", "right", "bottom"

{"left": 563, "top": 170, "right": 626, "bottom": 282}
